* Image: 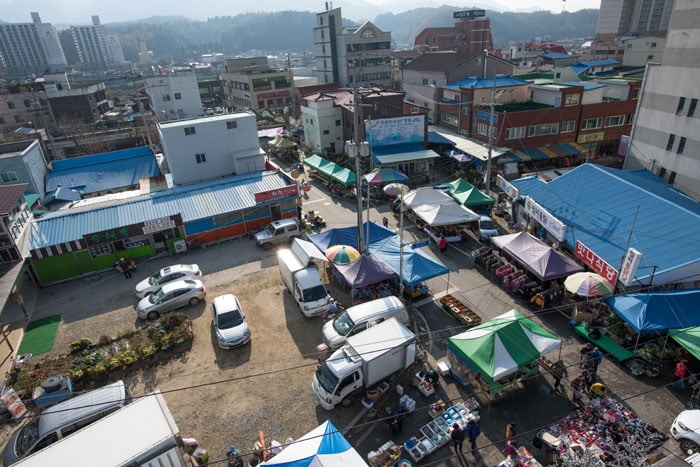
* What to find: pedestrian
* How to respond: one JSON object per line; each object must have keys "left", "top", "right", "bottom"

{"left": 425, "top": 369, "right": 439, "bottom": 390}
{"left": 506, "top": 422, "right": 516, "bottom": 441}
{"left": 451, "top": 422, "right": 465, "bottom": 454}
{"left": 118, "top": 257, "right": 132, "bottom": 279}
{"left": 550, "top": 360, "right": 568, "bottom": 394}
{"left": 583, "top": 366, "right": 595, "bottom": 387}
{"left": 504, "top": 439, "right": 518, "bottom": 457}
{"left": 589, "top": 382, "right": 607, "bottom": 398}
{"left": 465, "top": 417, "right": 481, "bottom": 453}
{"left": 588, "top": 346, "right": 603, "bottom": 375}
{"left": 439, "top": 235, "right": 447, "bottom": 255}
{"left": 579, "top": 343, "right": 593, "bottom": 369}
{"left": 672, "top": 359, "right": 688, "bottom": 389}
{"left": 382, "top": 216, "right": 389, "bottom": 228}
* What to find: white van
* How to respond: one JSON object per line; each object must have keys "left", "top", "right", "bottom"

{"left": 3, "top": 380, "right": 130, "bottom": 465}
{"left": 322, "top": 296, "right": 410, "bottom": 349}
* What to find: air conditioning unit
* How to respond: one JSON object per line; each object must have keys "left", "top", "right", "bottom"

{"left": 174, "top": 239, "right": 187, "bottom": 253}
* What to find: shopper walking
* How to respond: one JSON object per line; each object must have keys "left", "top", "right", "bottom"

{"left": 382, "top": 216, "right": 389, "bottom": 228}
{"left": 506, "top": 422, "right": 516, "bottom": 441}
{"left": 118, "top": 257, "right": 132, "bottom": 279}
{"left": 451, "top": 423, "right": 465, "bottom": 454}
{"left": 549, "top": 360, "right": 568, "bottom": 394}
{"left": 465, "top": 418, "right": 481, "bottom": 453}
{"left": 672, "top": 360, "right": 688, "bottom": 389}
{"left": 588, "top": 347, "right": 604, "bottom": 376}
{"left": 439, "top": 235, "right": 447, "bottom": 255}
{"left": 579, "top": 343, "right": 593, "bottom": 369}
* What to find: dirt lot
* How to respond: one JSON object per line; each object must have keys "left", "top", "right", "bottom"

{"left": 1, "top": 252, "right": 363, "bottom": 465}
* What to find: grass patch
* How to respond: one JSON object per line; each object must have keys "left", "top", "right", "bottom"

{"left": 17, "top": 314, "right": 62, "bottom": 356}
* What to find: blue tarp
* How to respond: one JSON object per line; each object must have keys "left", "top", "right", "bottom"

{"left": 334, "top": 255, "right": 395, "bottom": 288}
{"left": 605, "top": 289, "right": 700, "bottom": 334}
{"left": 308, "top": 222, "right": 395, "bottom": 252}
{"left": 367, "top": 235, "right": 449, "bottom": 286}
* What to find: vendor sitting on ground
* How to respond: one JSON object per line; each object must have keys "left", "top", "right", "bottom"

{"left": 589, "top": 382, "right": 608, "bottom": 398}
{"left": 425, "top": 369, "right": 439, "bottom": 388}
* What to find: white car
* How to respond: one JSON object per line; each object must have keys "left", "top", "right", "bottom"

{"left": 134, "top": 264, "right": 201, "bottom": 298}
{"left": 476, "top": 215, "right": 499, "bottom": 242}
{"left": 672, "top": 410, "right": 700, "bottom": 454}
{"left": 135, "top": 279, "right": 206, "bottom": 320}
{"left": 210, "top": 294, "right": 251, "bottom": 349}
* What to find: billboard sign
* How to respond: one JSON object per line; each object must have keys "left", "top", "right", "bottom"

{"left": 366, "top": 115, "right": 425, "bottom": 148}
{"left": 575, "top": 240, "right": 618, "bottom": 286}
{"left": 454, "top": 10, "right": 486, "bottom": 18}
{"left": 618, "top": 247, "right": 642, "bottom": 287}
{"left": 254, "top": 185, "right": 298, "bottom": 203}
{"left": 524, "top": 197, "right": 566, "bottom": 241}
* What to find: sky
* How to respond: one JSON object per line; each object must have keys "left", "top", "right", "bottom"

{"left": 0, "top": 0, "right": 601, "bottom": 25}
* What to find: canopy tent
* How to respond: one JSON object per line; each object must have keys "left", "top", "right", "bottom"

{"left": 491, "top": 231, "right": 583, "bottom": 281}
{"left": 605, "top": 289, "right": 700, "bottom": 334}
{"left": 272, "top": 137, "right": 298, "bottom": 149}
{"left": 328, "top": 166, "right": 356, "bottom": 186}
{"left": 307, "top": 222, "right": 395, "bottom": 253}
{"left": 446, "top": 179, "right": 495, "bottom": 207}
{"left": 261, "top": 420, "right": 368, "bottom": 466}
{"left": 334, "top": 255, "right": 396, "bottom": 288}
{"left": 302, "top": 155, "right": 356, "bottom": 186}
{"left": 302, "top": 154, "right": 333, "bottom": 172}
{"left": 367, "top": 235, "right": 449, "bottom": 286}
{"left": 402, "top": 187, "right": 454, "bottom": 209}
{"left": 447, "top": 309, "right": 561, "bottom": 381}
{"left": 412, "top": 202, "right": 479, "bottom": 226}
{"left": 670, "top": 327, "right": 700, "bottom": 362}
{"left": 363, "top": 168, "right": 409, "bottom": 185}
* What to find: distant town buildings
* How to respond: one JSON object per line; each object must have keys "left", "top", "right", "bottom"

{"left": 146, "top": 74, "right": 203, "bottom": 121}
{"left": 220, "top": 57, "right": 294, "bottom": 115}
{"left": 0, "top": 12, "right": 67, "bottom": 77}
{"left": 413, "top": 9, "right": 494, "bottom": 55}
{"left": 71, "top": 16, "right": 125, "bottom": 68}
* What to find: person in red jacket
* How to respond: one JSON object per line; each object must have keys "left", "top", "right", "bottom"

{"left": 439, "top": 235, "right": 447, "bottom": 254}
{"left": 672, "top": 360, "right": 688, "bottom": 389}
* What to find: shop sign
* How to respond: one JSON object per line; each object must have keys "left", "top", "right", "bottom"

{"left": 524, "top": 197, "right": 566, "bottom": 242}
{"left": 142, "top": 216, "right": 177, "bottom": 235}
{"left": 575, "top": 240, "right": 618, "bottom": 285}
{"left": 477, "top": 110, "right": 498, "bottom": 124}
{"left": 496, "top": 175, "right": 518, "bottom": 199}
{"left": 618, "top": 247, "right": 642, "bottom": 287}
{"left": 454, "top": 9, "right": 485, "bottom": 18}
{"left": 254, "top": 185, "right": 298, "bottom": 203}
{"left": 85, "top": 227, "right": 131, "bottom": 245}
{"left": 577, "top": 132, "right": 604, "bottom": 144}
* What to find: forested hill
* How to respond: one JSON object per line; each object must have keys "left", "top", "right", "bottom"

{"left": 58, "top": 7, "right": 598, "bottom": 63}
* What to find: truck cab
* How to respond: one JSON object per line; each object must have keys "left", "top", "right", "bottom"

{"left": 312, "top": 348, "right": 364, "bottom": 410}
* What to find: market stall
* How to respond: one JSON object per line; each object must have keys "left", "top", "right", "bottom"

{"left": 534, "top": 397, "right": 667, "bottom": 466}
{"left": 401, "top": 187, "right": 478, "bottom": 242}
{"left": 447, "top": 309, "right": 562, "bottom": 398}
{"left": 333, "top": 255, "right": 396, "bottom": 302}
{"left": 446, "top": 178, "right": 495, "bottom": 211}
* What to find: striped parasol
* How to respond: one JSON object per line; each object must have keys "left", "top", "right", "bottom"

{"left": 564, "top": 272, "right": 615, "bottom": 297}
{"left": 324, "top": 245, "right": 361, "bottom": 264}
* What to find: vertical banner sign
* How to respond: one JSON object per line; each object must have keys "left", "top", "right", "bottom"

{"left": 524, "top": 197, "right": 566, "bottom": 242}
{"left": 575, "top": 240, "right": 619, "bottom": 286}
{"left": 618, "top": 248, "right": 642, "bottom": 287}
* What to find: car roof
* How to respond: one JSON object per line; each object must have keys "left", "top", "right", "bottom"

{"left": 212, "top": 294, "right": 241, "bottom": 314}
{"left": 160, "top": 279, "right": 200, "bottom": 294}
{"left": 160, "top": 264, "right": 198, "bottom": 275}
{"left": 271, "top": 219, "right": 297, "bottom": 227}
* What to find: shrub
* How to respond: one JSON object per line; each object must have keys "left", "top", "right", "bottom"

{"left": 97, "top": 335, "right": 111, "bottom": 347}
{"left": 69, "top": 338, "right": 93, "bottom": 354}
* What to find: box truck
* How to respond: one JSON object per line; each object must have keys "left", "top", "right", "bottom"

{"left": 312, "top": 317, "right": 417, "bottom": 410}
{"left": 278, "top": 248, "right": 331, "bottom": 317}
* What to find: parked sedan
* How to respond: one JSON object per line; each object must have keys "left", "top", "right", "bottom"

{"left": 211, "top": 294, "right": 250, "bottom": 349}
{"left": 672, "top": 410, "right": 700, "bottom": 454}
{"left": 136, "top": 279, "right": 206, "bottom": 320}
{"left": 134, "top": 264, "right": 201, "bottom": 298}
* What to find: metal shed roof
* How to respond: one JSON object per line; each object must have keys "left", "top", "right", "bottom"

{"left": 510, "top": 164, "right": 700, "bottom": 286}
{"left": 30, "top": 171, "right": 294, "bottom": 249}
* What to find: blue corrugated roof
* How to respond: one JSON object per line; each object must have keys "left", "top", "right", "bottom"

{"left": 46, "top": 147, "right": 160, "bottom": 196}
{"left": 541, "top": 52, "right": 571, "bottom": 59}
{"left": 30, "top": 171, "right": 294, "bottom": 249}
{"left": 443, "top": 75, "right": 529, "bottom": 91}
{"left": 581, "top": 59, "right": 620, "bottom": 66}
{"left": 510, "top": 164, "right": 700, "bottom": 285}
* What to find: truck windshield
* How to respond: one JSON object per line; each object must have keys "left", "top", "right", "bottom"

{"left": 332, "top": 311, "right": 355, "bottom": 336}
{"left": 315, "top": 364, "right": 339, "bottom": 394}
{"left": 303, "top": 285, "right": 328, "bottom": 302}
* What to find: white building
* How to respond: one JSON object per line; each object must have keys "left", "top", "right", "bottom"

{"left": 158, "top": 113, "right": 266, "bottom": 185}
{"left": 620, "top": 36, "right": 666, "bottom": 67}
{"left": 0, "top": 12, "right": 67, "bottom": 77}
{"left": 146, "top": 74, "right": 203, "bottom": 121}
{"left": 625, "top": 0, "right": 700, "bottom": 200}
{"left": 104, "top": 34, "right": 125, "bottom": 64}
{"left": 300, "top": 93, "right": 345, "bottom": 156}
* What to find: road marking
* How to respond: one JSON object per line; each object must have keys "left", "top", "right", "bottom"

{"left": 304, "top": 197, "right": 328, "bottom": 205}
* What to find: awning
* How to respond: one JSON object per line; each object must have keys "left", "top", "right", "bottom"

{"left": 302, "top": 154, "right": 332, "bottom": 171}
{"left": 428, "top": 130, "right": 455, "bottom": 145}
{"left": 429, "top": 126, "right": 510, "bottom": 162}
{"left": 510, "top": 143, "right": 585, "bottom": 162}
{"left": 373, "top": 148, "right": 440, "bottom": 165}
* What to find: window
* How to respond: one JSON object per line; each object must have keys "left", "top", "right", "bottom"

{"left": 195, "top": 153, "right": 206, "bottom": 163}
{"left": 666, "top": 134, "right": 675, "bottom": 151}
{"left": 669, "top": 171, "right": 677, "bottom": 184}
{"left": 677, "top": 137, "right": 686, "bottom": 154}
{"left": 688, "top": 99, "right": 697, "bottom": 117}
{"left": 335, "top": 119, "right": 341, "bottom": 126}
{"left": 477, "top": 123, "right": 496, "bottom": 137}
{"left": 422, "top": 78, "right": 428, "bottom": 85}
{"left": 226, "top": 121, "right": 237, "bottom": 129}
{"left": 676, "top": 97, "right": 686, "bottom": 115}
{"left": 659, "top": 167, "right": 666, "bottom": 178}
{"left": 561, "top": 121, "right": 576, "bottom": 132}
{"left": 650, "top": 42, "right": 657, "bottom": 48}
{"left": 0, "top": 172, "right": 18, "bottom": 182}
{"left": 505, "top": 126, "right": 526, "bottom": 140}
{"left": 162, "top": 95, "right": 171, "bottom": 101}
{"left": 628, "top": 113, "right": 635, "bottom": 125}
{"left": 184, "top": 127, "right": 196, "bottom": 136}
{"left": 527, "top": 122, "right": 559, "bottom": 136}
{"left": 410, "top": 107, "right": 419, "bottom": 114}
{"left": 14, "top": 115, "right": 22, "bottom": 123}
{"left": 632, "top": 88, "right": 640, "bottom": 99}
{"left": 323, "top": 130, "right": 330, "bottom": 135}
{"left": 565, "top": 94, "right": 580, "bottom": 106}
{"left": 174, "top": 92, "right": 182, "bottom": 100}
{"left": 6, "top": 101, "right": 14, "bottom": 109}
{"left": 581, "top": 118, "right": 602, "bottom": 130}
{"left": 605, "top": 115, "right": 625, "bottom": 127}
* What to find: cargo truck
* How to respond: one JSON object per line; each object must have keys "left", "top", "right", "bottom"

{"left": 278, "top": 248, "right": 331, "bottom": 317}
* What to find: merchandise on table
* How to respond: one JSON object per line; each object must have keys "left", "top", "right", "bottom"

{"left": 498, "top": 445, "right": 542, "bottom": 467}
{"left": 368, "top": 440, "right": 402, "bottom": 467}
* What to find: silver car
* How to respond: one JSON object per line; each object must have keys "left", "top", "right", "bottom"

{"left": 210, "top": 294, "right": 251, "bottom": 349}
{"left": 134, "top": 264, "right": 202, "bottom": 298}
{"left": 136, "top": 279, "right": 206, "bottom": 320}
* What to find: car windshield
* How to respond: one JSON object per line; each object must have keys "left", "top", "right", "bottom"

{"left": 315, "top": 363, "right": 339, "bottom": 394}
{"left": 332, "top": 311, "right": 355, "bottom": 336}
{"left": 303, "top": 285, "right": 328, "bottom": 302}
{"left": 218, "top": 310, "right": 243, "bottom": 330}
{"left": 148, "top": 270, "right": 164, "bottom": 286}
{"left": 16, "top": 418, "right": 40, "bottom": 456}
{"left": 265, "top": 224, "right": 276, "bottom": 235}
{"left": 480, "top": 219, "right": 497, "bottom": 230}
{"left": 149, "top": 288, "right": 165, "bottom": 304}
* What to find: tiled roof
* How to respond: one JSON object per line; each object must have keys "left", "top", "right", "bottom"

{"left": 0, "top": 184, "right": 28, "bottom": 216}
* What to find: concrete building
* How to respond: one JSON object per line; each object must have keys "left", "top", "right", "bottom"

{"left": 313, "top": 6, "right": 392, "bottom": 88}
{"left": 625, "top": 0, "right": 700, "bottom": 200}
{"left": 146, "top": 74, "right": 203, "bottom": 121}
{"left": 596, "top": 0, "right": 674, "bottom": 40}
{"left": 158, "top": 113, "right": 266, "bottom": 185}
{"left": 620, "top": 36, "right": 666, "bottom": 67}
{"left": 0, "top": 140, "right": 47, "bottom": 199}
{"left": 0, "top": 82, "right": 51, "bottom": 134}
{"left": 46, "top": 82, "right": 110, "bottom": 124}
{"left": 0, "top": 12, "right": 67, "bottom": 77}
{"left": 413, "top": 9, "right": 494, "bottom": 54}
{"left": 220, "top": 57, "right": 294, "bottom": 114}
{"left": 401, "top": 51, "right": 513, "bottom": 124}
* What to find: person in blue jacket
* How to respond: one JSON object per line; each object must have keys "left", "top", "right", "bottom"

{"left": 465, "top": 418, "right": 481, "bottom": 453}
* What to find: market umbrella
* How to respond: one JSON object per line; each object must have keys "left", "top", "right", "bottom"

{"left": 363, "top": 168, "right": 409, "bottom": 185}
{"left": 325, "top": 244, "right": 361, "bottom": 264}
{"left": 564, "top": 272, "right": 615, "bottom": 297}
{"left": 382, "top": 183, "right": 410, "bottom": 197}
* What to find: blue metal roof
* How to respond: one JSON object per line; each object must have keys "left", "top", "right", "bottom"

{"left": 46, "top": 147, "right": 160, "bottom": 196}
{"left": 30, "top": 171, "right": 294, "bottom": 249}
{"left": 443, "top": 75, "right": 529, "bottom": 91}
{"left": 427, "top": 131, "right": 455, "bottom": 145}
{"left": 510, "top": 164, "right": 700, "bottom": 286}
{"left": 581, "top": 59, "right": 620, "bottom": 66}
{"left": 541, "top": 52, "right": 571, "bottom": 59}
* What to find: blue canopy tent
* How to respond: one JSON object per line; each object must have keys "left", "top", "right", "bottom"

{"left": 307, "top": 222, "right": 395, "bottom": 252}
{"left": 605, "top": 289, "right": 700, "bottom": 334}
{"left": 334, "top": 255, "right": 395, "bottom": 288}
{"left": 367, "top": 235, "right": 449, "bottom": 286}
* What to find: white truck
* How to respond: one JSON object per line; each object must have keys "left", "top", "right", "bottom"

{"left": 312, "top": 317, "right": 417, "bottom": 410}
{"left": 278, "top": 248, "right": 331, "bottom": 317}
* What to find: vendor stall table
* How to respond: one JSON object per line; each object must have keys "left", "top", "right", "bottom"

{"left": 498, "top": 445, "right": 542, "bottom": 467}
{"left": 368, "top": 441, "right": 402, "bottom": 467}
{"left": 439, "top": 294, "right": 482, "bottom": 326}
{"left": 573, "top": 324, "right": 634, "bottom": 362}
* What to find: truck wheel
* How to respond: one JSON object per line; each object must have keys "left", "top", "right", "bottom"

{"left": 340, "top": 396, "right": 354, "bottom": 407}
{"left": 262, "top": 243, "right": 272, "bottom": 250}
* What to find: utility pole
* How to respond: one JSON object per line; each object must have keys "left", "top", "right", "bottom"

{"left": 347, "top": 61, "right": 369, "bottom": 253}
{"left": 484, "top": 74, "right": 496, "bottom": 194}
